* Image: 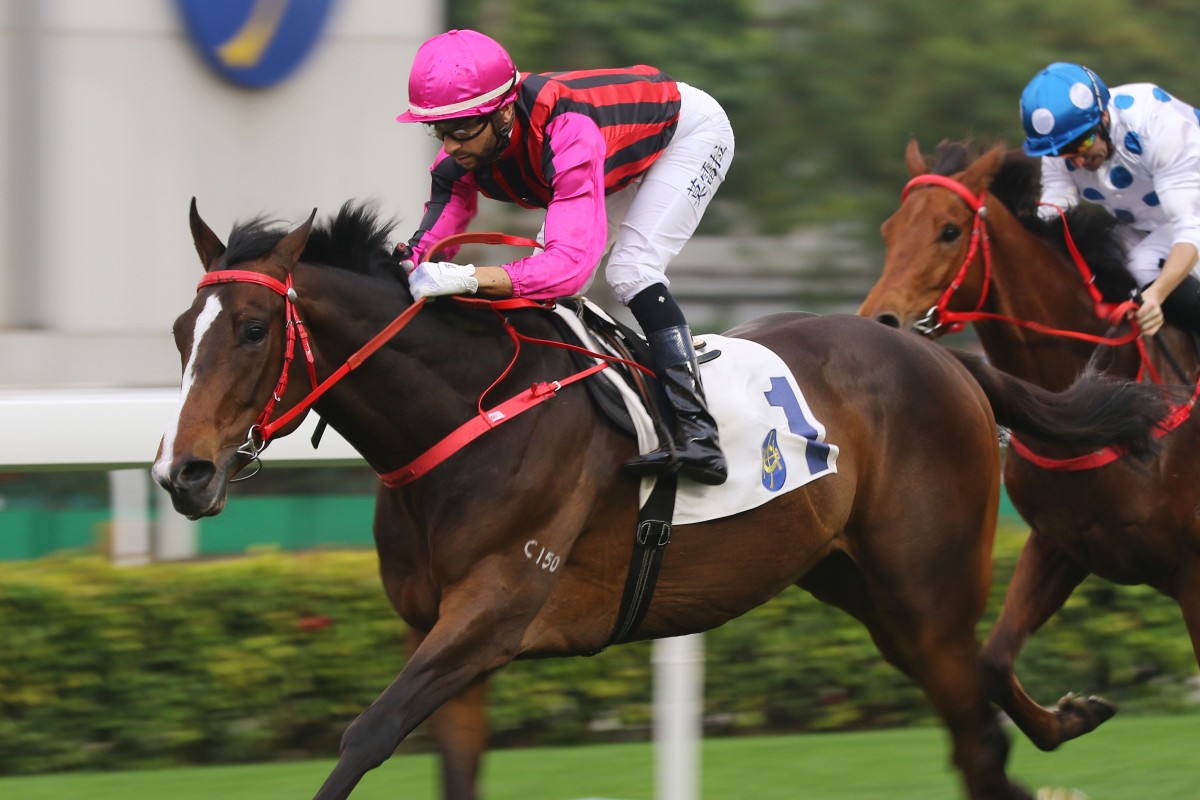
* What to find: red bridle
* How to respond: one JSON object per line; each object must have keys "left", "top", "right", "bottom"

{"left": 900, "top": 173, "right": 1144, "bottom": 353}
{"left": 900, "top": 174, "right": 1200, "bottom": 470}
{"left": 195, "top": 269, "right": 324, "bottom": 458}
{"left": 900, "top": 174, "right": 994, "bottom": 336}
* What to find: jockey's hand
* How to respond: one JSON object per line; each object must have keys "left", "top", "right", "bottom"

{"left": 409, "top": 261, "right": 479, "bottom": 300}
{"left": 1135, "top": 293, "right": 1166, "bottom": 337}
{"left": 396, "top": 244, "right": 415, "bottom": 274}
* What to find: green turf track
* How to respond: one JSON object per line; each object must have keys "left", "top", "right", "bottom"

{"left": 2, "top": 712, "right": 1195, "bottom": 799}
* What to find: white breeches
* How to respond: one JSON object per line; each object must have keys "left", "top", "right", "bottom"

{"left": 537, "top": 82, "right": 735, "bottom": 305}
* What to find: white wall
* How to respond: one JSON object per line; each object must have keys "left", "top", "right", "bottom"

{"left": 0, "top": 0, "right": 440, "bottom": 388}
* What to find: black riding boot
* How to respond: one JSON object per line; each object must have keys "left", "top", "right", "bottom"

{"left": 623, "top": 325, "right": 727, "bottom": 485}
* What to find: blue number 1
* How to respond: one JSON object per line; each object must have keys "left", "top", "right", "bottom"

{"left": 764, "top": 376, "right": 832, "bottom": 473}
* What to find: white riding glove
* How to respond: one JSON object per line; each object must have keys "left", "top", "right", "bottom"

{"left": 408, "top": 261, "right": 479, "bottom": 300}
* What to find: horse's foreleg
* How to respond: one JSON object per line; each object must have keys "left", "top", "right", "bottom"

{"left": 312, "top": 585, "right": 533, "bottom": 800}
{"left": 407, "top": 628, "right": 488, "bottom": 800}
{"left": 981, "top": 528, "right": 1113, "bottom": 751}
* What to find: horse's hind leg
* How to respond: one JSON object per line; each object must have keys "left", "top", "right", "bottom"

{"left": 1174, "top": 557, "right": 1200, "bottom": 667}
{"left": 981, "top": 528, "right": 1114, "bottom": 751}
{"left": 428, "top": 678, "right": 488, "bottom": 800}
{"left": 801, "top": 553, "right": 1030, "bottom": 800}
{"left": 408, "top": 628, "right": 488, "bottom": 800}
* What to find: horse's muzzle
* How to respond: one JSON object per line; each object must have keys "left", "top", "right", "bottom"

{"left": 159, "top": 457, "right": 229, "bottom": 519}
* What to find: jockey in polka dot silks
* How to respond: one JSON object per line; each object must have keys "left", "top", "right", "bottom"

{"left": 1020, "top": 62, "right": 1200, "bottom": 337}
{"left": 395, "top": 30, "right": 736, "bottom": 485}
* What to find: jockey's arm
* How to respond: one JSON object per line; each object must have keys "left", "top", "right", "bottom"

{"left": 1138, "top": 141, "right": 1200, "bottom": 335}
{"left": 1137, "top": 240, "right": 1198, "bottom": 335}
{"left": 472, "top": 266, "right": 515, "bottom": 298}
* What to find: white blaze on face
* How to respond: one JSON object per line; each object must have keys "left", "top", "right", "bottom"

{"left": 153, "top": 295, "right": 224, "bottom": 484}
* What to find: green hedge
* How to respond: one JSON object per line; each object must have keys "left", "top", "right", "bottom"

{"left": 1, "top": 530, "right": 1196, "bottom": 775}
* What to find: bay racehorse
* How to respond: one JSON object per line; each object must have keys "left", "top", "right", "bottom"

{"left": 859, "top": 139, "right": 1200, "bottom": 752}
{"left": 154, "top": 200, "right": 1166, "bottom": 800}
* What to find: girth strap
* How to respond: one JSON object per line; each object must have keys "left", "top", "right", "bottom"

{"left": 606, "top": 473, "right": 678, "bottom": 646}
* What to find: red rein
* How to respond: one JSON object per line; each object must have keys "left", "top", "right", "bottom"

{"left": 194, "top": 233, "right": 646, "bottom": 486}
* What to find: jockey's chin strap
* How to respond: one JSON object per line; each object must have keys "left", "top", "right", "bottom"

{"left": 901, "top": 173, "right": 1157, "bottom": 380}
{"left": 196, "top": 233, "right": 651, "bottom": 487}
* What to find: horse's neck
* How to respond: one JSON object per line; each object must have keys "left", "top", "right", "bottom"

{"left": 975, "top": 206, "right": 1110, "bottom": 391}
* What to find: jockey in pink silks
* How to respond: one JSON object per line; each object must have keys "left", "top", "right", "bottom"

{"left": 395, "top": 29, "right": 736, "bottom": 485}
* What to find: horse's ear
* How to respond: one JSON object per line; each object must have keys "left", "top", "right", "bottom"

{"left": 960, "top": 144, "right": 1006, "bottom": 193}
{"left": 189, "top": 197, "right": 226, "bottom": 271}
{"left": 904, "top": 138, "right": 928, "bottom": 177}
{"left": 269, "top": 208, "right": 317, "bottom": 274}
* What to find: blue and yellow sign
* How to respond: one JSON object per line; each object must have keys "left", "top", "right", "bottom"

{"left": 177, "top": 0, "right": 337, "bottom": 89}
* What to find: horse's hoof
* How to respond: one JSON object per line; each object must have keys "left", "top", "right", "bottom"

{"left": 1053, "top": 691, "right": 1117, "bottom": 742}
{"left": 1036, "top": 787, "right": 1090, "bottom": 800}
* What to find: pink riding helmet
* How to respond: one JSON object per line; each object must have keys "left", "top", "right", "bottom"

{"left": 396, "top": 29, "right": 520, "bottom": 123}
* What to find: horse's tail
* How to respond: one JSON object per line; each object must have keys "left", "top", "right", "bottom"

{"left": 947, "top": 349, "right": 1168, "bottom": 457}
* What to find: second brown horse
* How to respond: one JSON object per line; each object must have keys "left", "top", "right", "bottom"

{"left": 861, "top": 139, "right": 1200, "bottom": 752}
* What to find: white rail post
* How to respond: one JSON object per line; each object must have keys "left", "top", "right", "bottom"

{"left": 653, "top": 633, "right": 704, "bottom": 800}
{"left": 153, "top": 478, "right": 197, "bottom": 561}
{"left": 109, "top": 468, "right": 150, "bottom": 566}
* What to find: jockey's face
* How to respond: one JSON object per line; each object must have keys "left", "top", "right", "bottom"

{"left": 437, "top": 106, "right": 514, "bottom": 171}
{"left": 1059, "top": 113, "right": 1111, "bottom": 172}
{"left": 1065, "top": 133, "right": 1109, "bottom": 172}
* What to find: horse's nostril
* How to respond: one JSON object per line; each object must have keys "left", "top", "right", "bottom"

{"left": 875, "top": 313, "right": 902, "bottom": 329}
{"left": 173, "top": 459, "right": 216, "bottom": 491}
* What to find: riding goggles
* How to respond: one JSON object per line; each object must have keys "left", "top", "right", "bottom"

{"left": 424, "top": 115, "right": 491, "bottom": 143}
{"left": 1059, "top": 129, "right": 1098, "bottom": 157}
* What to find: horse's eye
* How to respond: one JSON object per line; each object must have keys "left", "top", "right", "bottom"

{"left": 242, "top": 323, "right": 268, "bottom": 344}
{"left": 939, "top": 224, "right": 961, "bottom": 243}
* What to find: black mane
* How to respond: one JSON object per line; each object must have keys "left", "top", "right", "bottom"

{"left": 224, "top": 202, "right": 402, "bottom": 279}
{"left": 926, "top": 141, "right": 1135, "bottom": 302}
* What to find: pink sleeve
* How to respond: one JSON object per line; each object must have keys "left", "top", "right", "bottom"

{"left": 502, "top": 113, "right": 609, "bottom": 299}
{"left": 410, "top": 150, "right": 479, "bottom": 263}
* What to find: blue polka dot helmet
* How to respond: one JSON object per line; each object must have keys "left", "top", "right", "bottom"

{"left": 1020, "top": 62, "right": 1110, "bottom": 156}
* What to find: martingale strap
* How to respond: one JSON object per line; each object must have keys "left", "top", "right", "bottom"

{"left": 377, "top": 354, "right": 609, "bottom": 487}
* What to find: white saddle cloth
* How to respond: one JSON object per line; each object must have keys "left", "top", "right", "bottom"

{"left": 554, "top": 303, "right": 839, "bottom": 525}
